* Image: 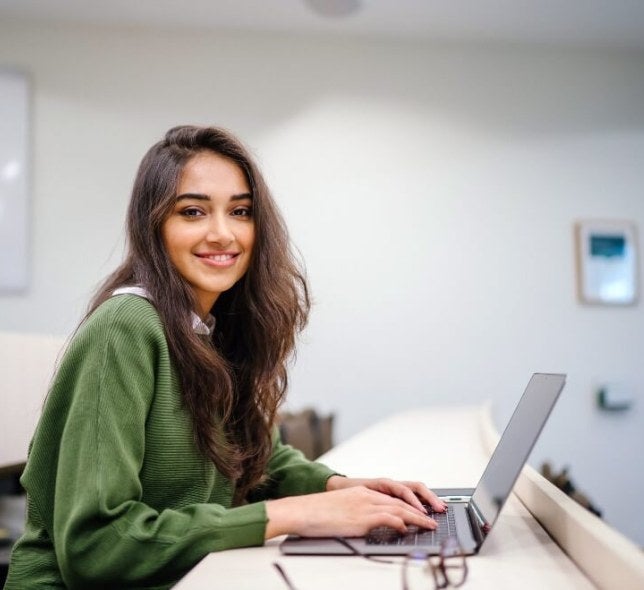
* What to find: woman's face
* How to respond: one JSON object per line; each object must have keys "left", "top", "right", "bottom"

{"left": 162, "top": 151, "right": 255, "bottom": 317}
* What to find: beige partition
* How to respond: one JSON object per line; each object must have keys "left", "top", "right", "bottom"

{"left": 0, "top": 331, "right": 65, "bottom": 472}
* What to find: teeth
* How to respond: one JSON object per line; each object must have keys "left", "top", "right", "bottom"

{"left": 207, "top": 254, "right": 233, "bottom": 261}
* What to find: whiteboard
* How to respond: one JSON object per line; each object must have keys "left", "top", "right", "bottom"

{"left": 0, "top": 69, "right": 30, "bottom": 291}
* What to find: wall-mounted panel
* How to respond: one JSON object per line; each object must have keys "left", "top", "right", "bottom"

{"left": 0, "top": 69, "right": 30, "bottom": 292}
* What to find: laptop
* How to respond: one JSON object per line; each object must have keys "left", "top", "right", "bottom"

{"left": 280, "top": 372, "right": 566, "bottom": 556}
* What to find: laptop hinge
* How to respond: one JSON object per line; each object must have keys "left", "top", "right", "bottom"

{"left": 466, "top": 501, "right": 488, "bottom": 546}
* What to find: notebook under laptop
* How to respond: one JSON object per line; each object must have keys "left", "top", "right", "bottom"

{"left": 280, "top": 372, "right": 566, "bottom": 556}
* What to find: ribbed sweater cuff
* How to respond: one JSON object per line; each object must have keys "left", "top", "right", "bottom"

{"left": 214, "top": 501, "right": 268, "bottom": 550}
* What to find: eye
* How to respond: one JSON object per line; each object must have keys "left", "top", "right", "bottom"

{"left": 232, "top": 206, "right": 253, "bottom": 218}
{"left": 179, "top": 206, "right": 205, "bottom": 218}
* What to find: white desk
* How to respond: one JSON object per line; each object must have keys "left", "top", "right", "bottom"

{"left": 175, "top": 406, "right": 602, "bottom": 590}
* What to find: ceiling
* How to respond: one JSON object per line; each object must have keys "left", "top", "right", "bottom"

{"left": 1, "top": 0, "right": 644, "bottom": 50}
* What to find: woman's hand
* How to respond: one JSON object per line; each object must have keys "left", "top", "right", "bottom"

{"left": 326, "top": 475, "right": 447, "bottom": 514}
{"left": 265, "top": 485, "right": 440, "bottom": 540}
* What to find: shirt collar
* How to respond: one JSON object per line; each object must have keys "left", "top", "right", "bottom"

{"left": 192, "top": 313, "right": 215, "bottom": 336}
{"left": 112, "top": 286, "right": 216, "bottom": 337}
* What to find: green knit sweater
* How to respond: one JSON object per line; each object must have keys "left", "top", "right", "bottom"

{"left": 5, "top": 295, "right": 335, "bottom": 589}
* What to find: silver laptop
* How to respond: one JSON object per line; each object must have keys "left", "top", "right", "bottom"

{"left": 280, "top": 372, "right": 566, "bottom": 556}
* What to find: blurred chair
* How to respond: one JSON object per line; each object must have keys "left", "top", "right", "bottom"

{"left": 277, "top": 408, "right": 334, "bottom": 460}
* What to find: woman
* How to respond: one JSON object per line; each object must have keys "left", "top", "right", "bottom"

{"left": 6, "top": 125, "right": 444, "bottom": 589}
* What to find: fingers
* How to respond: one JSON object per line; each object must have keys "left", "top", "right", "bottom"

{"left": 361, "top": 479, "right": 423, "bottom": 513}
{"left": 362, "top": 488, "right": 437, "bottom": 530}
{"left": 402, "top": 482, "right": 448, "bottom": 513}
{"left": 368, "top": 512, "right": 409, "bottom": 534}
{"left": 387, "top": 482, "right": 428, "bottom": 514}
{"left": 365, "top": 478, "right": 447, "bottom": 514}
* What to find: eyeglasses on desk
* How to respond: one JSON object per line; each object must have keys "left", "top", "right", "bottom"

{"left": 273, "top": 535, "right": 468, "bottom": 590}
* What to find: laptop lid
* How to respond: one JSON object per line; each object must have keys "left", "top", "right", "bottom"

{"left": 468, "top": 372, "right": 566, "bottom": 544}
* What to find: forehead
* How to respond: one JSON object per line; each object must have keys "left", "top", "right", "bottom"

{"left": 177, "top": 151, "right": 250, "bottom": 194}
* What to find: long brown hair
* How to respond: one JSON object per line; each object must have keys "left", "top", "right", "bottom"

{"left": 88, "top": 125, "right": 310, "bottom": 502}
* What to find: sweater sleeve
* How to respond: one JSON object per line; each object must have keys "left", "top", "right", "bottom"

{"left": 27, "top": 298, "right": 267, "bottom": 588}
{"left": 260, "top": 428, "right": 338, "bottom": 498}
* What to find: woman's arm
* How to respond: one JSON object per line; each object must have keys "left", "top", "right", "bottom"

{"left": 248, "top": 429, "right": 339, "bottom": 501}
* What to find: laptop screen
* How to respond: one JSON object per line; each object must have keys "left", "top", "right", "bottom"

{"left": 470, "top": 373, "right": 566, "bottom": 536}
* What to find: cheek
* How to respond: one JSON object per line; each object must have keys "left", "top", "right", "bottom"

{"left": 237, "top": 227, "right": 255, "bottom": 274}
{"left": 247, "top": 235, "right": 256, "bottom": 256}
{"left": 245, "top": 225, "right": 256, "bottom": 253}
{"left": 161, "top": 222, "right": 186, "bottom": 264}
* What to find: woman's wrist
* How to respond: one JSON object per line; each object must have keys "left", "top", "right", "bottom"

{"left": 325, "top": 474, "right": 348, "bottom": 491}
{"left": 266, "top": 476, "right": 349, "bottom": 539}
{"left": 265, "top": 497, "right": 300, "bottom": 539}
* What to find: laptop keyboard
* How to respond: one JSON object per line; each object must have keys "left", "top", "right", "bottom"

{"left": 366, "top": 506, "right": 456, "bottom": 546}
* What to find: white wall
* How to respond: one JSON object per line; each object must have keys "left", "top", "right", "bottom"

{"left": 1, "top": 20, "right": 643, "bottom": 546}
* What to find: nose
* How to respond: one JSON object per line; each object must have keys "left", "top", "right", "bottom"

{"left": 205, "top": 213, "right": 234, "bottom": 247}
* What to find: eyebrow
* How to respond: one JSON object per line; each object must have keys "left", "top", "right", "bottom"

{"left": 175, "top": 192, "right": 253, "bottom": 202}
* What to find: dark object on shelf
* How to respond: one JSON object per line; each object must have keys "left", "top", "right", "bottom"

{"left": 541, "top": 462, "right": 602, "bottom": 518}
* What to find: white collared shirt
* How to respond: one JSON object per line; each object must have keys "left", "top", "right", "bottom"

{"left": 112, "top": 286, "right": 215, "bottom": 336}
